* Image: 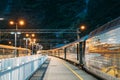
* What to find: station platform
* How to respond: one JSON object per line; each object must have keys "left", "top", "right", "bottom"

{"left": 30, "top": 56, "right": 99, "bottom": 80}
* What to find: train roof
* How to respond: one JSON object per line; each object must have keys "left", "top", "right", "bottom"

{"left": 47, "top": 35, "right": 88, "bottom": 51}
{"left": 0, "top": 44, "right": 30, "bottom": 51}
{"left": 0, "top": 44, "right": 15, "bottom": 49}
{"left": 60, "top": 35, "right": 87, "bottom": 48}
{"left": 89, "top": 17, "right": 120, "bottom": 38}
{"left": 75, "top": 35, "right": 88, "bottom": 42}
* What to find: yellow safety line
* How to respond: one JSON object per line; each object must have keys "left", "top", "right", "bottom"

{"left": 61, "top": 61, "right": 83, "bottom": 80}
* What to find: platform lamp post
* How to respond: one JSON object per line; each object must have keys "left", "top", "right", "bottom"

{"left": 0, "top": 18, "right": 4, "bottom": 42}
{"left": 23, "top": 34, "right": 30, "bottom": 54}
{"left": 76, "top": 25, "right": 86, "bottom": 65}
{"left": 29, "top": 34, "right": 35, "bottom": 55}
{"left": 77, "top": 25, "right": 86, "bottom": 40}
{"left": 29, "top": 38, "right": 36, "bottom": 55}
{"left": 9, "top": 20, "right": 25, "bottom": 57}
{"left": 26, "top": 33, "right": 35, "bottom": 55}
{"left": 32, "top": 38, "right": 36, "bottom": 54}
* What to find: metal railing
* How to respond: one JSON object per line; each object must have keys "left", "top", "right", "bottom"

{"left": 0, "top": 54, "right": 47, "bottom": 80}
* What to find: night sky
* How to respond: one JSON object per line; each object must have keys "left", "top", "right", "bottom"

{"left": 0, "top": 0, "right": 119, "bottom": 30}
{"left": 0, "top": 0, "right": 120, "bottom": 49}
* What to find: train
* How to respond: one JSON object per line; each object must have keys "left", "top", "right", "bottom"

{"left": 42, "top": 17, "right": 120, "bottom": 80}
{"left": 0, "top": 44, "right": 31, "bottom": 59}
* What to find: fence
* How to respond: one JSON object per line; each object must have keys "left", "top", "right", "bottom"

{"left": 0, "top": 54, "right": 47, "bottom": 80}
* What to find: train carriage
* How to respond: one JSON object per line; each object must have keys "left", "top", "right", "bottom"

{"left": 64, "top": 35, "right": 88, "bottom": 64}
{"left": 0, "top": 44, "right": 31, "bottom": 59}
{"left": 84, "top": 17, "right": 120, "bottom": 80}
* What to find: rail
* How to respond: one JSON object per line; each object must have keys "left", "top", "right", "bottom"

{"left": 0, "top": 54, "right": 47, "bottom": 80}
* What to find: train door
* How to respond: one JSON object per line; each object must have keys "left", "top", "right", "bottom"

{"left": 77, "top": 44, "right": 79, "bottom": 60}
{"left": 79, "top": 41, "right": 85, "bottom": 66}
{"left": 64, "top": 48, "right": 66, "bottom": 59}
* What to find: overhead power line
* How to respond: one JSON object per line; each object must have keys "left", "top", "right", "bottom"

{"left": 0, "top": 29, "right": 77, "bottom": 33}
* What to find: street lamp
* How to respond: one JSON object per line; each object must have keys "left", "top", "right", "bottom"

{"left": 80, "top": 25, "right": 86, "bottom": 30}
{"left": 77, "top": 25, "right": 86, "bottom": 40}
{"left": 9, "top": 20, "right": 25, "bottom": 57}
{"left": 8, "top": 41, "right": 12, "bottom": 45}
{"left": 0, "top": 18, "right": 4, "bottom": 21}
{"left": 31, "top": 33, "right": 35, "bottom": 37}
